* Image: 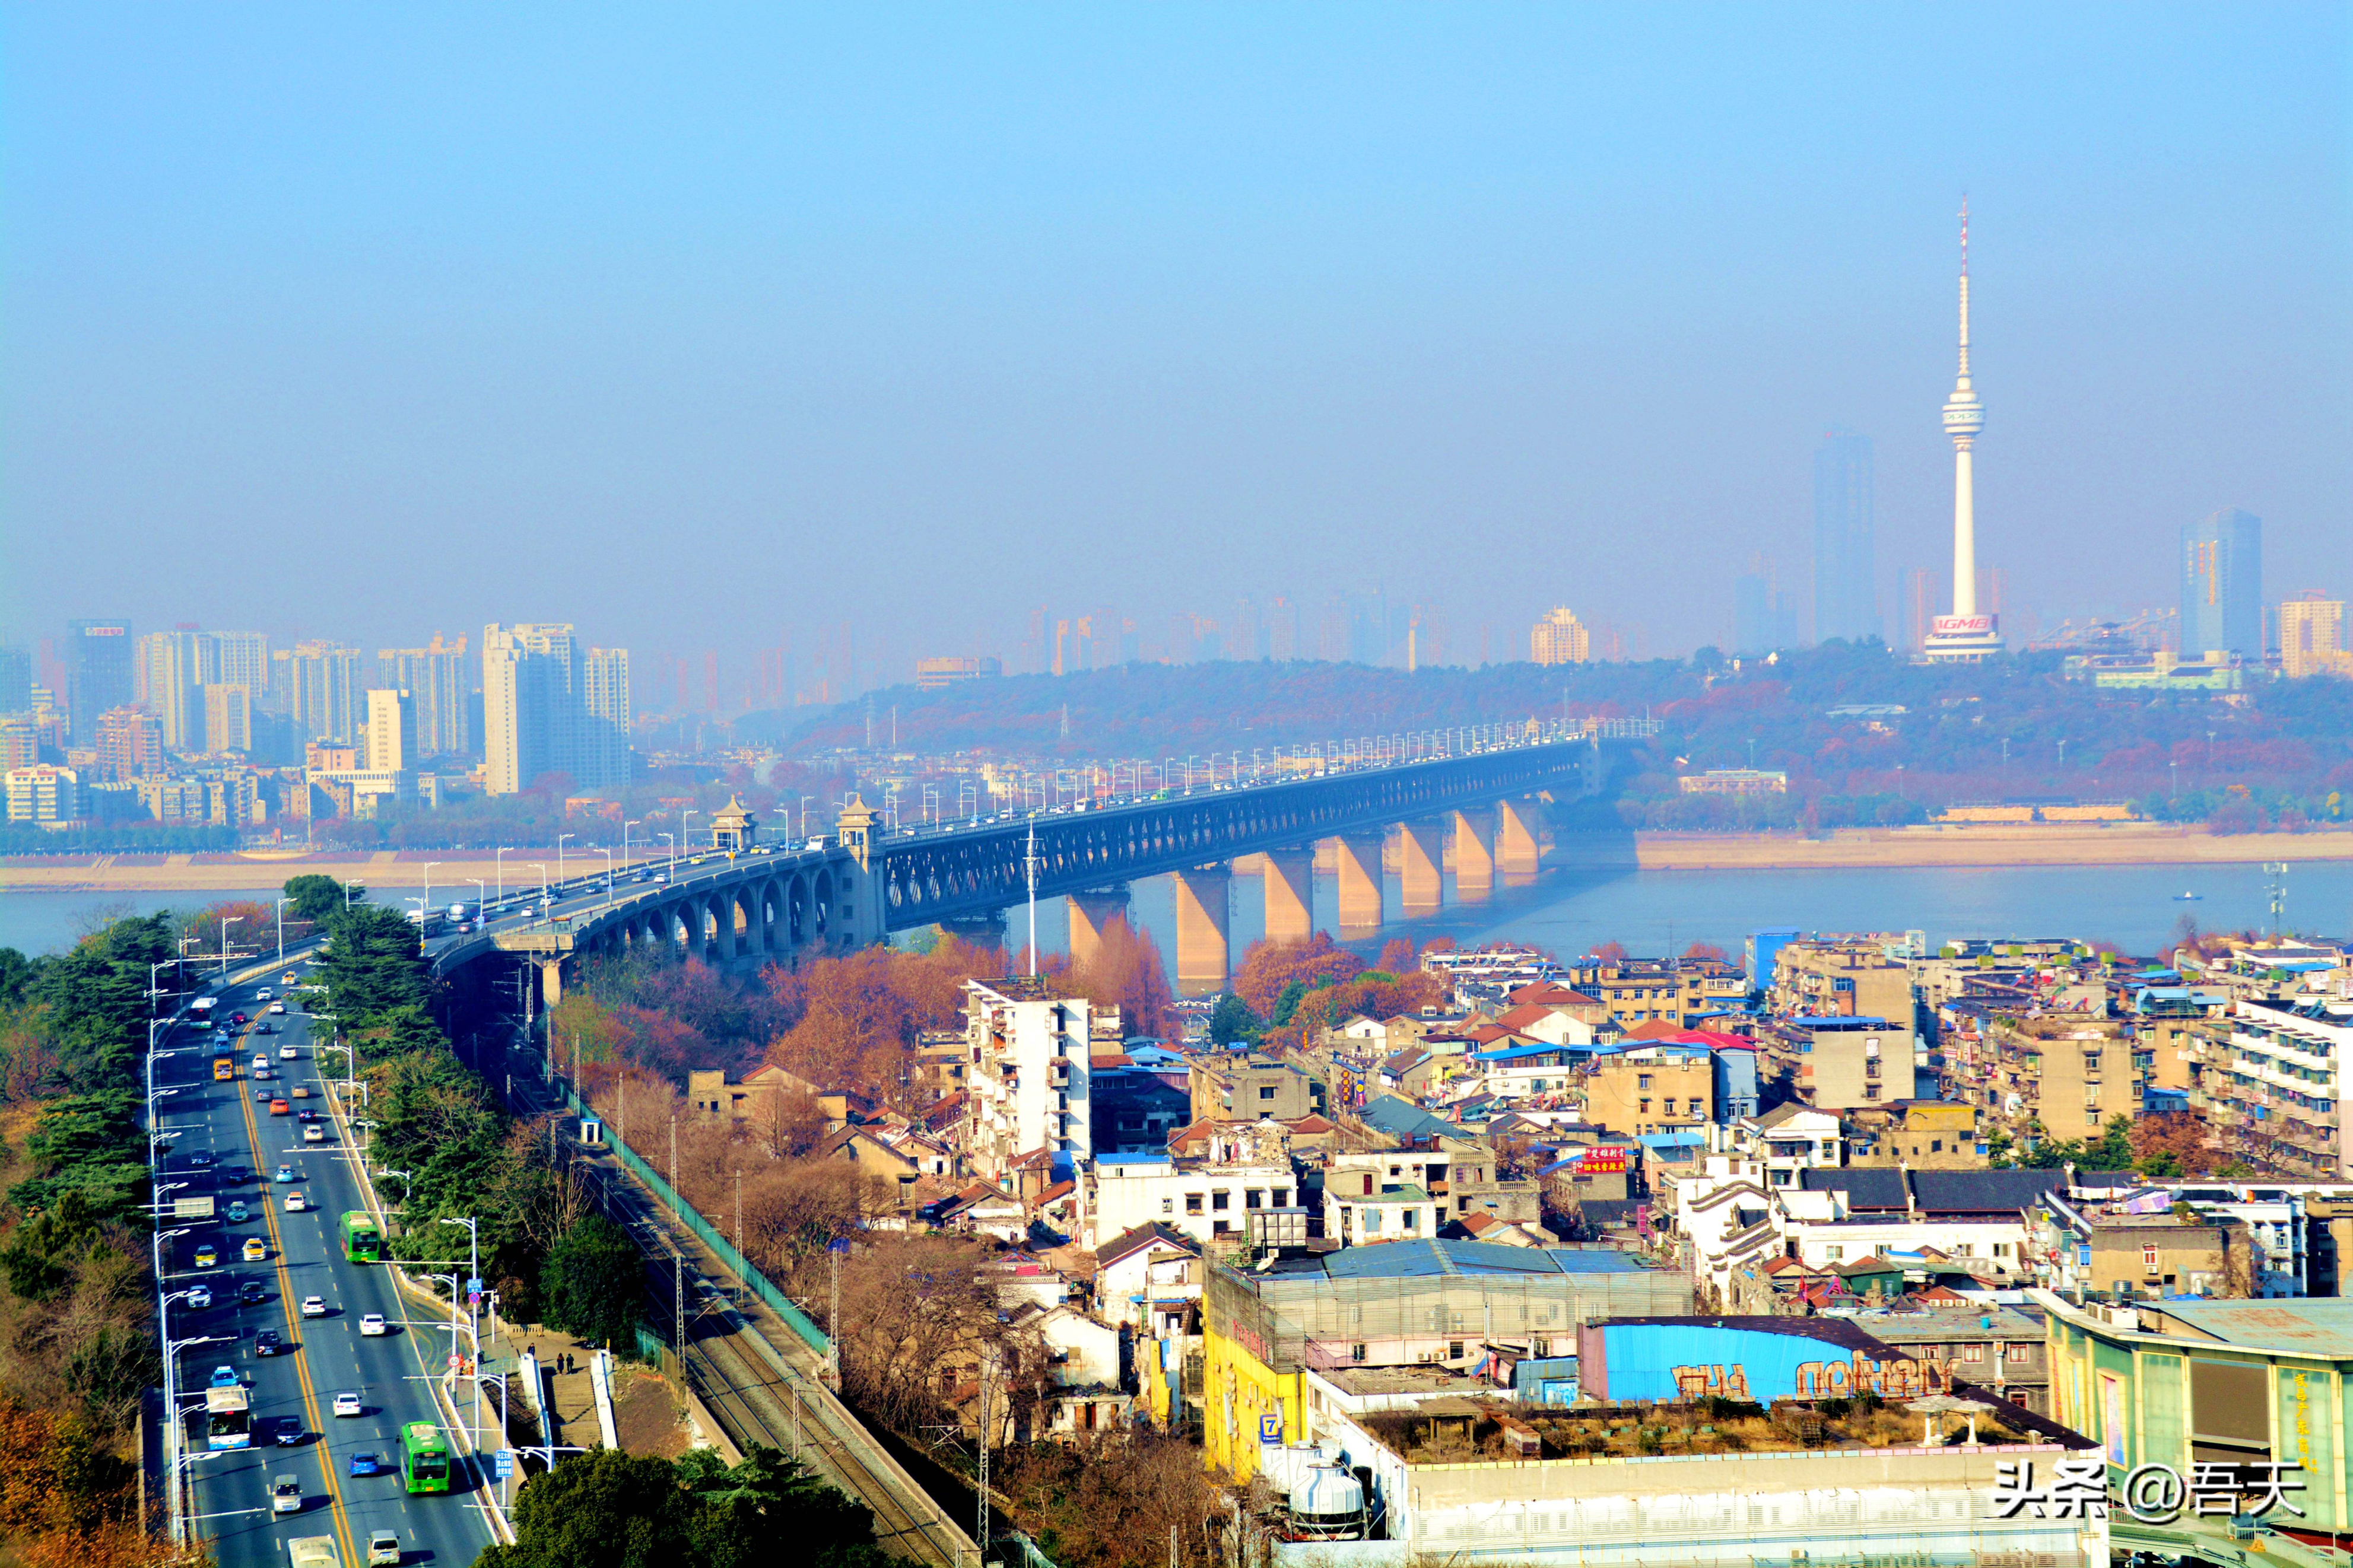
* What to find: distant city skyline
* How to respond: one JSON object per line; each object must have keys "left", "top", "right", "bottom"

{"left": 2, "top": 9, "right": 2344, "bottom": 680}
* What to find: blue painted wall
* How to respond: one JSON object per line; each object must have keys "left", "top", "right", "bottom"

{"left": 1582, "top": 1324, "right": 1942, "bottom": 1404}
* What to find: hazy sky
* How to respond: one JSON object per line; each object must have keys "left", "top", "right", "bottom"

{"left": 5, "top": 5, "right": 2348, "bottom": 680}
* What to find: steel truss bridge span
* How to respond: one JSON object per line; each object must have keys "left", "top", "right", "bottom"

{"left": 873, "top": 737, "right": 1595, "bottom": 930}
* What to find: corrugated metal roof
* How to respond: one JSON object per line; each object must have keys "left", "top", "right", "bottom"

{"left": 2158, "top": 1299, "right": 2353, "bottom": 1358}
{"left": 1316, "top": 1239, "right": 1650, "bottom": 1280}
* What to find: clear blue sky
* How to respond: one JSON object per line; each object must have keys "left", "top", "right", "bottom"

{"left": 5, "top": 5, "right": 2346, "bottom": 681}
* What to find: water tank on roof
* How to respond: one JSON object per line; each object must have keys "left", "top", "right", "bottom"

{"left": 1288, "top": 1464, "right": 1367, "bottom": 1541}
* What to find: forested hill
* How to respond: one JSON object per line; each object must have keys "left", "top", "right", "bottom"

{"left": 738, "top": 644, "right": 2353, "bottom": 826}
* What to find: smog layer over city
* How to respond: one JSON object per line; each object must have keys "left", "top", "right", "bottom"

{"left": 1, "top": 9, "right": 2348, "bottom": 1568}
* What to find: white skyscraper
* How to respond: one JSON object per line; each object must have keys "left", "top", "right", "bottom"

{"left": 1923, "top": 201, "right": 2003, "bottom": 663}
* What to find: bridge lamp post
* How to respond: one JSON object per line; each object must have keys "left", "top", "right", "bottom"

{"left": 558, "top": 833, "right": 573, "bottom": 889}
{"left": 532, "top": 865, "right": 548, "bottom": 920}
{"left": 799, "top": 797, "right": 814, "bottom": 838}
{"left": 218, "top": 915, "right": 242, "bottom": 975}
{"left": 275, "top": 896, "right": 294, "bottom": 963}
{"left": 468, "top": 879, "right": 485, "bottom": 923}
{"left": 659, "top": 832, "right": 675, "bottom": 877}
{"left": 624, "top": 819, "right": 640, "bottom": 872}
{"left": 682, "top": 809, "right": 700, "bottom": 867}
{"left": 496, "top": 847, "right": 513, "bottom": 908}
{"left": 423, "top": 862, "right": 439, "bottom": 923}
{"left": 597, "top": 850, "right": 612, "bottom": 904}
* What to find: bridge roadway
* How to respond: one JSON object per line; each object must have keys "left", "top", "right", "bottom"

{"left": 426, "top": 726, "right": 1613, "bottom": 1001}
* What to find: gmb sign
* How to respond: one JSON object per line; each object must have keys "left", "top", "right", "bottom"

{"left": 1992, "top": 1458, "right": 2304, "bottom": 1524}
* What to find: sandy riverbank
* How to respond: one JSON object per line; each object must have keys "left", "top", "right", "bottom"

{"left": 1621, "top": 823, "right": 2353, "bottom": 872}
{"left": 0, "top": 850, "right": 601, "bottom": 892}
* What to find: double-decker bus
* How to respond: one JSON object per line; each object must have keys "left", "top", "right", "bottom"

{"left": 400, "top": 1422, "right": 453, "bottom": 1493}
{"left": 205, "top": 1386, "right": 251, "bottom": 1450}
{"left": 340, "top": 1211, "right": 382, "bottom": 1263}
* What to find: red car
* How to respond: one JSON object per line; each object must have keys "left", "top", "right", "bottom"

{"left": 231, "top": 1013, "right": 249, "bottom": 1026}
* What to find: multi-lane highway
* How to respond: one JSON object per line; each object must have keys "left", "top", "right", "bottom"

{"left": 154, "top": 975, "right": 497, "bottom": 1568}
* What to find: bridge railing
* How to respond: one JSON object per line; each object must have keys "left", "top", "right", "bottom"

{"left": 555, "top": 1080, "right": 833, "bottom": 1360}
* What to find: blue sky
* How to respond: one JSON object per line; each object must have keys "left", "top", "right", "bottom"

{"left": 5, "top": 5, "right": 2346, "bottom": 682}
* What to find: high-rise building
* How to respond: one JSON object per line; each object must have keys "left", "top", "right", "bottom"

{"left": 274, "top": 642, "right": 365, "bottom": 743}
{"left": 582, "top": 649, "right": 632, "bottom": 790}
{"left": 136, "top": 629, "right": 217, "bottom": 752}
{"left": 0, "top": 645, "right": 30, "bottom": 714}
{"left": 96, "top": 707, "right": 163, "bottom": 780}
{"left": 1733, "top": 556, "right": 1801, "bottom": 654}
{"left": 2279, "top": 594, "right": 2348, "bottom": 679}
{"left": 365, "top": 689, "right": 417, "bottom": 774}
{"left": 213, "top": 631, "right": 272, "bottom": 707}
{"left": 1529, "top": 607, "right": 1592, "bottom": 666}
{"left": 5, "top": 764, "right": 81, "bottom": 825}
{"left": 2180, "top": 509, "right": 2263, "bottom": 656}
{"left": 377, "top": 635, "right": 472, "bottom": 757}
{"left": 202, "top": 685, "right": 252, "bottom": 755}
{"left": 483, "top": 624, "right": 629, "bottom": 795}
{"left": 1811, "top": 430, "right": 1878, "bottom": 644}
{"left": 64, "top": 620, "right": 134, "bottom": 745}
{"left": 1923, "top": 202, "right": 2003, "bottom": 663}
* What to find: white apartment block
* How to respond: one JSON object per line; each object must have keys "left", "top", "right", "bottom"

{"left": 1090, "top": 1156, "right": 1298, "bottom": 1252}
{"left": 962, "top": 977, "right": 1093, "bottom": 1179}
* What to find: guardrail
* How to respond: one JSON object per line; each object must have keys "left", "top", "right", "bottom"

{"left": 555, "top": 1082, "right": 832, "bottom": 1360}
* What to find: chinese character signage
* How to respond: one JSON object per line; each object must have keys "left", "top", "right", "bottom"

{"left": 1992, "top": 1459, "right": 2304, "bottom": 1524}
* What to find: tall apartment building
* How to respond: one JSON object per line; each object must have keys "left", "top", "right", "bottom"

{"left": 365, "top": 689, "right": 417, "bottom": 774}
{"left": 5, "top": 764, "right": 81, "bottom": 824}
{"left": 482, "top": 624, "right": 631, "bottom": 794}
{"left": 1978, "top": 1017, "right": 2140, "bottom": 1138}
{"left": 95, "top": 707, "right": 163, "bottom": 781}
{"left": 212, "top": 631, "right": 272, "bottom": 704}
{"left": 2279, "top": 594, "right": 2348, "bottom": 679}
{"left": 1768, "top": 936, "right": 1919, "bottom": 1029}
{"left": 961, "top": 976, "right": 1094, "bottom": 1177}
{"left": 274, "top": 642, "right": 364, "bottom": 744}
{"left": 136, "top": 629, "right": 217, "bottom": 752}
{"left": 2180, "top": 508, "right": 2262, "bottom": 656}
{"left": 1529, "top": 607, "right": 1591, "bottom": 666}
{"left": 376, "top": 635, "right": 472, "bottom": 757}
{"left": 65, "top": 620, "right": 135, "bottom": 745}
{"left": 1812, "top": 428, "right": 1879, "bottom": 644}
{"left": 201, "top": 684, "right": 252, "bottom": 754}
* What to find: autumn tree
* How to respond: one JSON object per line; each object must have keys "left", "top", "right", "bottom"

{"left": 2129, "top": 1112, "right": 2217, "bottom": 1179}
{"left": 1681, "top": 941, "right": 1729, "bottom": 964}
{"left": 832, "top": 1234, "right": 1048, "bottom": 1439}
{"left": 1231, "top": 933, "right": 1363, "bottom": 1018}
{"left": 1374, "top": 939, "right": 1416, "bottom": 975}
{"left": 1067, "top": 918, "right": 1175, "bottom": 1041}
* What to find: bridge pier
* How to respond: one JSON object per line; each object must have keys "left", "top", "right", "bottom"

{"left": 1066, "top": 886, "right": 1132, "bottom": 972}
{"left": 1330, "top": 832, "right": 1386, "bottom": 935}
{"left": 939, "top": 910, "right": 1009, "bottom": 953}
{"left": 1170, "top": 864, "right": 1232, "bottom": 999}
{"left": 1258, "top": 848, "right": 1316, "bottom": 946}
{"left": 1452, "top": 808, "right": 1495, "bottom": 901}
{"left": 1398, "top": 819, "right": 1446, "bottom": 917}
{"left": 1495, "top": 797, "right": 1543, "bottom": 880}
{"left": 536, "top": 957, "right": 565, "bottom": 1008}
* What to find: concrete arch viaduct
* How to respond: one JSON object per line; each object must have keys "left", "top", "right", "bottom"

{"left": 428, "top": 727, "right": 1644, "bottom": 1003}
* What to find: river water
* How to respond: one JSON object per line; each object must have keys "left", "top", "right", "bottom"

{"left": 7, "top": 861, "right": 2346, "bottom": 973}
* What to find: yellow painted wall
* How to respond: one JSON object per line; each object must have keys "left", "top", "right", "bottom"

{"left": 1202, "top": 1322, "right": 1301, "bottom": 1480}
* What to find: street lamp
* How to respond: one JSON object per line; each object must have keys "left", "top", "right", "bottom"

{"left": 496, "top": 847, "right": 513, "bottom": 908}
{"left": 275, "top": 897, "right": 296, "bottom": 964}
{"left": 218, "top": 916, "right": 242, "bottom": 976}
{"left": 468, "top": 879, "right": 485, "bottom": 924}
{"left": 681, "top": 809, "right": 700, "bottom": 866}
{"left": 659, "top": 833, "right": 675, "bottom": 876}
{"left": 558, "top": 833, "right": 573, "bottom": 889}
{"left": 598, "top": 848, "right": 614, "bottom": 905}
{"left": 439, "top": 1217, "right": 485, "bottom": 1449}
{"left": 532, "top": 865, "right": 548, "bottom": 917}
{"left": 624, "top": 819, "right": 640, "bottom": 873}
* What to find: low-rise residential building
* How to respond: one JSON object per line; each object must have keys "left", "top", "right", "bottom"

{"left": 1846, "top": 1099, "right": 1986, "bottom": 1168}
{"left": 1578, "top": 1041, "right": 1713, "bottom": 1137}
{"left": 1090, "top": 1146, "right": 1298, "bottom": 1254}
{"left": 2192, "top": 997, "right": 2353, "bottom": 1181}
{"left": 1725, "top": 1102, "right": 1845, "bottom": 1187}
{"left": 1759, "top": 1014, "right": 1914, "bottom": 1111}
{"left": 1189, "top": 1050, "right": 1315, "bottom": 1123}
{"left": 1769, "top": 933, "right": 1922, "bottom": 1026}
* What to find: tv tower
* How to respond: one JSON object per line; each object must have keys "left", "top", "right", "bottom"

{"left": 1923, "top": 199, "right": 2003, "bottom": 662}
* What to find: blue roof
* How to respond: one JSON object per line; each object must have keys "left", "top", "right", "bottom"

{"left": 1471, "top": 1042, "right": 1583, "bottom": 1063}
{"left": 1636, "top": 1132, "right": 1705, "bottom": 1151}
{"left": 1358, "top": 1095, "right": 1461, "bottom": 1142}
{"left": 1786, "top": 1015, "right": 1894, "bottom": 1028}
{"left": 1316, "top": 1239, "right": 1650, "bottom": 1280}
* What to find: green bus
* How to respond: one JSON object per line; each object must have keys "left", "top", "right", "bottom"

{"left": 401, "top": 1422, "right": 453, "bottom": 1494}
{"left": 340, "top": 1211, "right": 382, "bottom": 1262}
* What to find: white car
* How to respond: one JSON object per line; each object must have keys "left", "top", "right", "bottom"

{"left": 270, "top": 1001, "right": 287, "bottom": 1014}
{"left": 185, "top": 1283, "right": 213, "bottom": 1309}
{"left": 301, "top": 1296, "right": 327, "bottom": 1318}
{"left": 285, "top": 1190, "right": 309, "bottom": 1211}
{"left": 332, "top": 1391, "right": 361, "bottom": 1417}
{"left": 272, "top": 1476, "right": 301, "bottom": 1514}
{"left": 358, "top": 1313, "right": 388, "bottom": 1336}
{"left": 280, "top": 1042, "right": 299, "bottom": 1060}
{"left": 302, "top": 1123, "right": 325, "bottom": 1144}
